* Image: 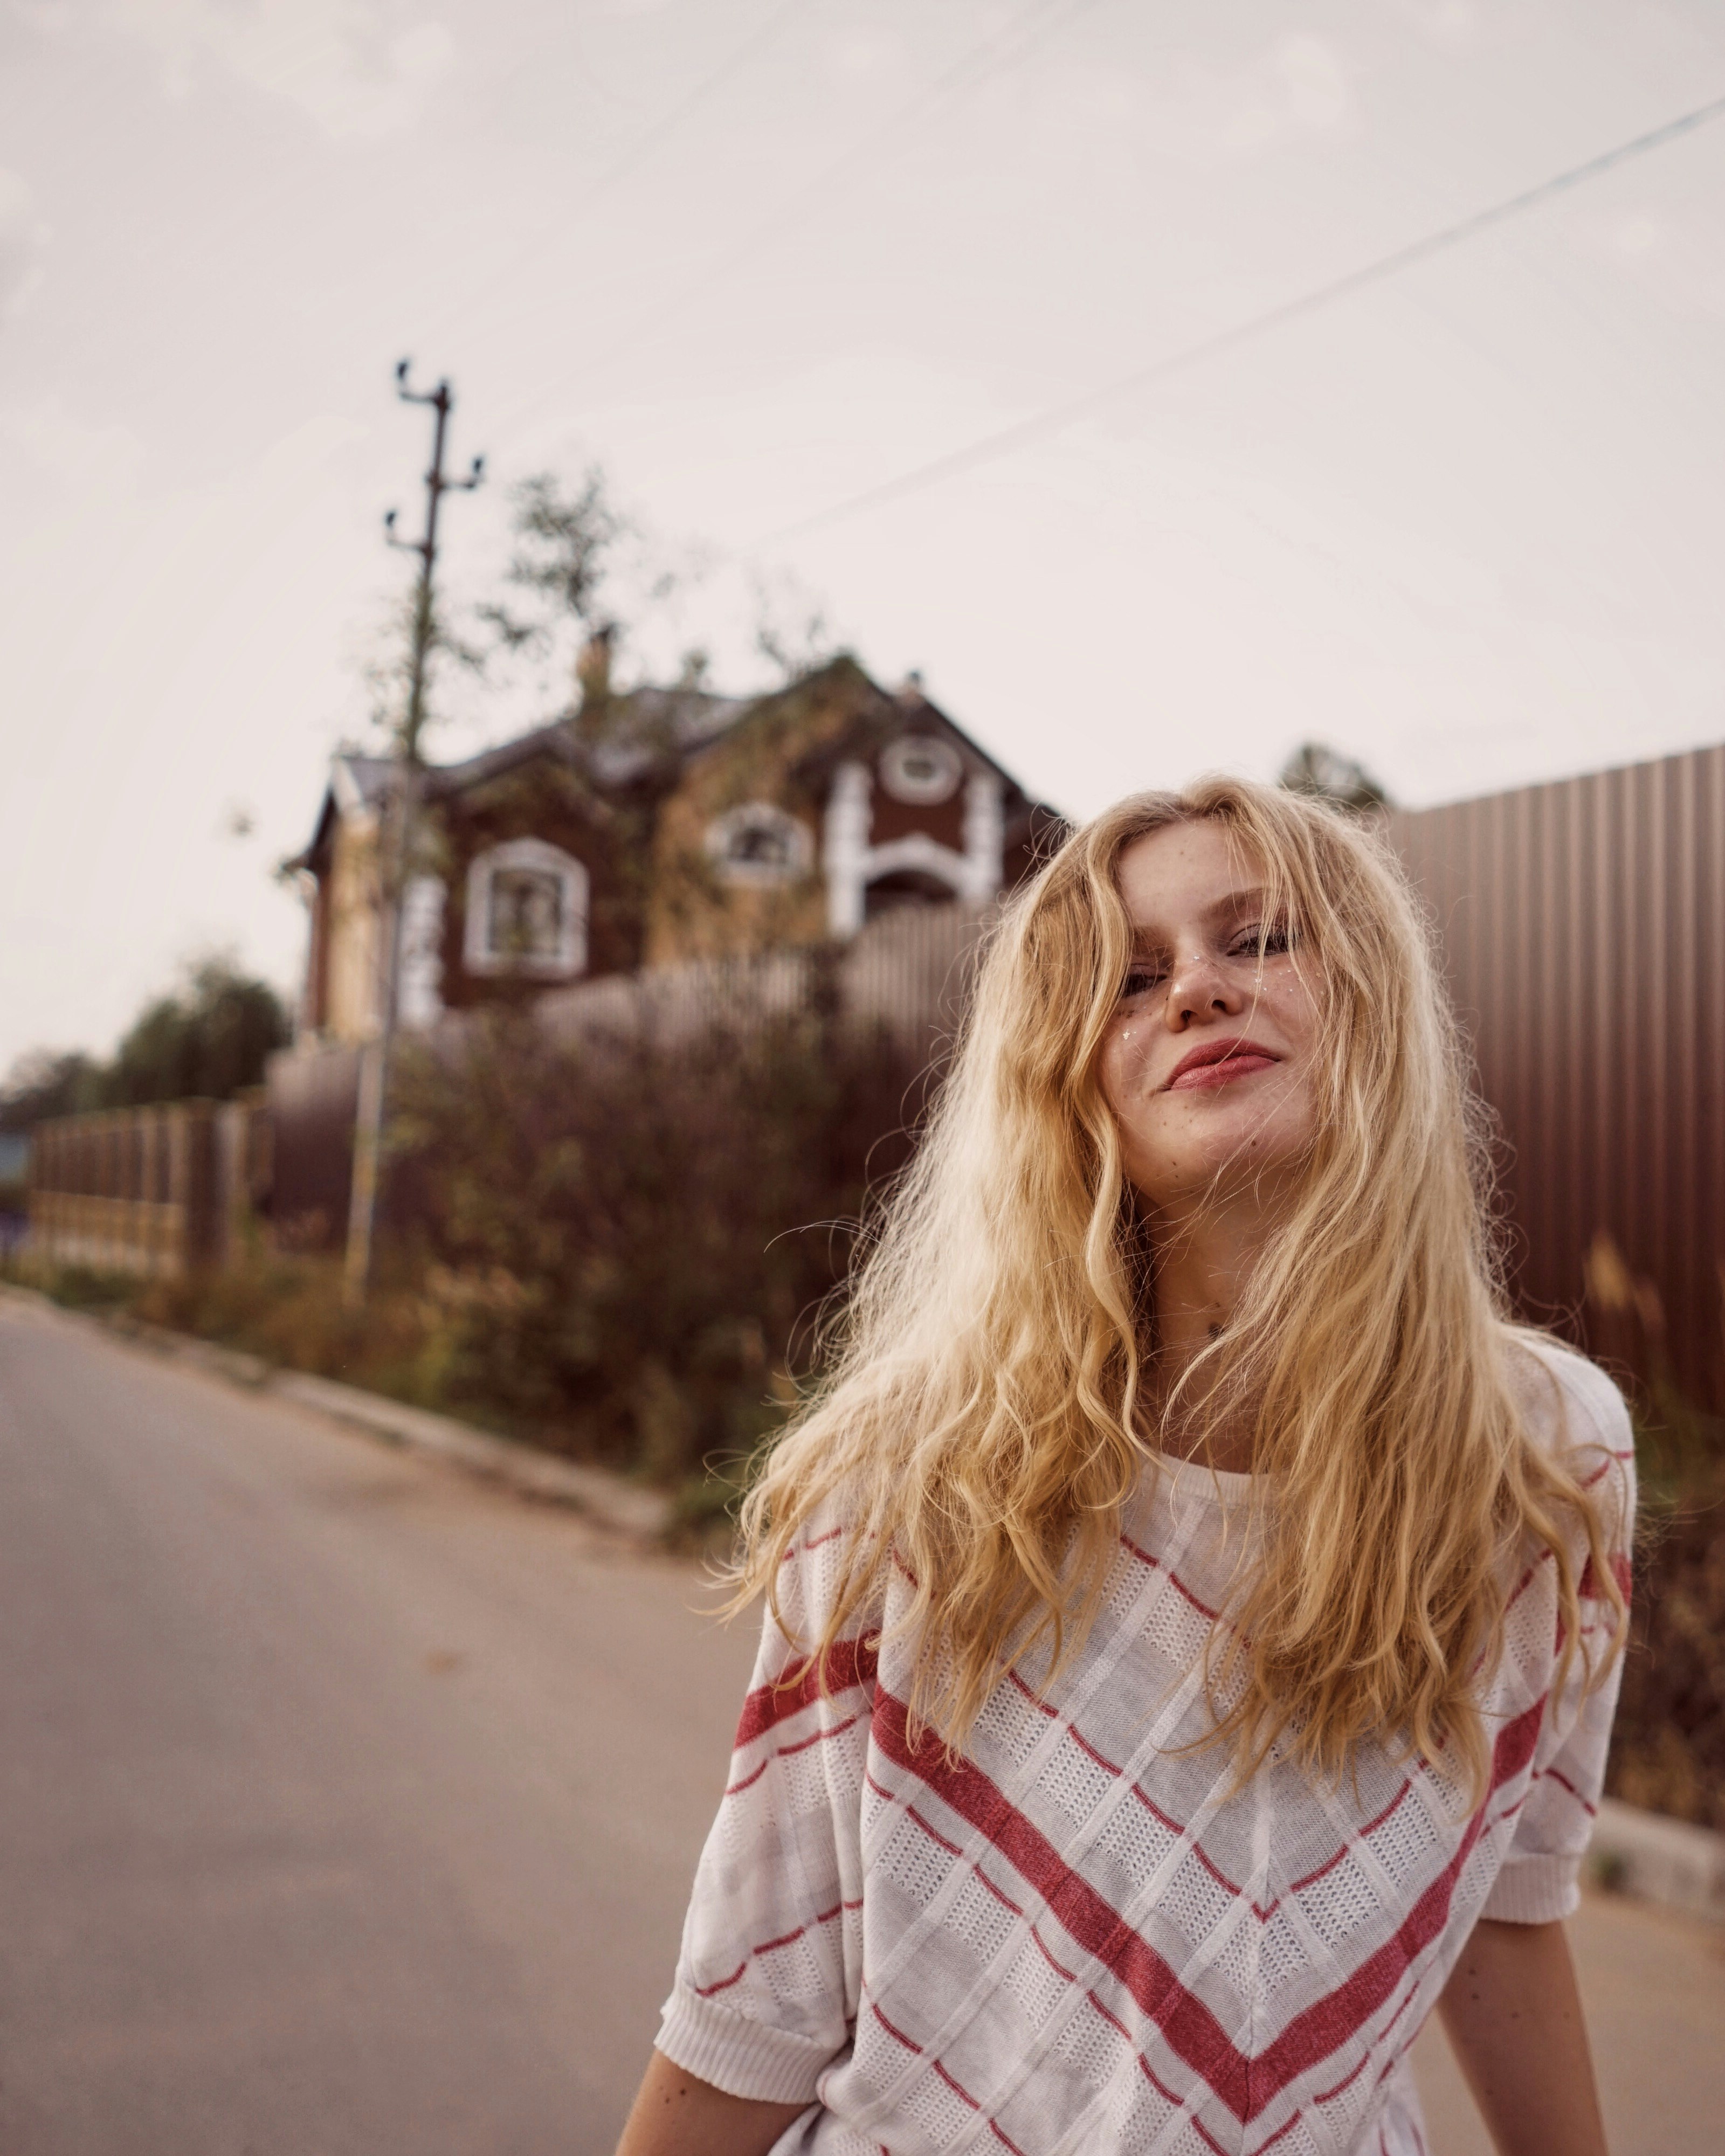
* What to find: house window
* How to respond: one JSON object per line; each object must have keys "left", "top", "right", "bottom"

{"left": 879, "top": 734, "right": 962, "bottom": 805}
{"left": 464, "top": 839, "right": 589, "bottom": 978}
{"left": 706, "top": 803, "right": 813, "bottom": 886}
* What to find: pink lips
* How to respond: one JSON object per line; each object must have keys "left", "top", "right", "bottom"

{"left": 1163, "top": 1038, "right": 1281, "bottom": 1092}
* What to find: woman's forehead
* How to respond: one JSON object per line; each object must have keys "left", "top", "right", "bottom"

{"left": 1116, "top": 820, "right": 1270, "bottom": 928}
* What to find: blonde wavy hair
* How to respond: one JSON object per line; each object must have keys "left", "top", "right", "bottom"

{"left": 735, "top": 776, "right": 1626, "bottom": 1799}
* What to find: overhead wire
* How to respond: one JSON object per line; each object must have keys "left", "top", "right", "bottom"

{"left": 755, "top": 87, "right": 1725, "bottom": 545}
{"left": 438, "top": 0, "right": 820, "bottom": 330}
{"left": 577, "top": 0, "right": 1114, "bottom": 379}
{"left": 578, "top": 0, "right": 816, "bottom": 211}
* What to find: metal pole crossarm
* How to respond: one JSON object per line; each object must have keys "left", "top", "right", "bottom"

{"left": 343, "top": 362, "right": 485, "bottom": 1309}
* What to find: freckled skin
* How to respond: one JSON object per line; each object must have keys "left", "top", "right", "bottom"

{"left": 1098, "top": 821, "right": 1319, "bottom": 1217}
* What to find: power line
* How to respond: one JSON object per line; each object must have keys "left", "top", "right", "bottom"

{"left": 440, "top": 0, "right": 818, "bottom": 329}
{"left": 579, "top": 0, "right": 1112, "bottom": 380}
{"left": 758, "top": 88, "right": 1725, "bottom": 545}
{"left": 579, "top": 0, "right": 815, "bottom": 210}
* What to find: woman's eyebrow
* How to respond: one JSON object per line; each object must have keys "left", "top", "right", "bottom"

{"left": 1126, "top": 888, "right": 1274, "bottom": 946}
{"left": 1213, "top": 884, "right": 1268, "bottom": 913}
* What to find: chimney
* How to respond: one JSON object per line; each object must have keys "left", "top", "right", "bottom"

{"left": 576, "top": 622, "right": 616, "bottom": 711}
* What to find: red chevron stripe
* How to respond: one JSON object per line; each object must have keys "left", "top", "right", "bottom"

{"left": 1578, "top": 1551, "right": 1634, "bottom": 1602}
{"left": 733, "top": 1634, "right": 878, "bottom": 1750}
{"left": 1543, "top": 1766, "right": 1598, "bottom": 1816}
{"left": 868, "top": 1684, "right": 1545, "bottom": 2123}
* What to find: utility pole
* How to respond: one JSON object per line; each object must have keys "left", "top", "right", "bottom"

{"left": 343, "top": 360, "right": 484, "bottom": 1308}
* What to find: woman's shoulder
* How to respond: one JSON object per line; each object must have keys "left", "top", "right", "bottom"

{"left": 1500, "top": 1327, "right": 1636, "bottom": 1482}
{"left": 760, "top": 1481, "right": 889, "bottom": 1628}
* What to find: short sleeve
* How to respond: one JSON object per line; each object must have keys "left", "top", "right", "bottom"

{"left": 656, "top": 1522, "right": 876, "bottom": 2104}
{"left": 1481, "top": 1350, "right": 1636, "bottom": 1924}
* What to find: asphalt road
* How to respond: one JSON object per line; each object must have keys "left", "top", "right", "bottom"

{"left": 1, "top": 1300, "right": 1720, "bottom": 2156}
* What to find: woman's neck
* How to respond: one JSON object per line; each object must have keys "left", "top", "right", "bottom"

{"left": 1146, "top": 1187, "right": 1281, "bottom": 1474}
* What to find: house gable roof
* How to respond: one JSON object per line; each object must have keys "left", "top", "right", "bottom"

{"left": 289, "top": 660, "right": 1061, "bottom": 868}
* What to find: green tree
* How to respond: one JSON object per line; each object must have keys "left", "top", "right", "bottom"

{"left": 103, "top": 955, "right": 289, "bottom": 1107}
{"left": 0, "top": 1049, "right": 104, "bottom": 1131}
{"left": 1278, "top": 742, "right": 1390, "bottom": 813}
{"left": 475, "top": 466, "right": 641, "bottom": 722}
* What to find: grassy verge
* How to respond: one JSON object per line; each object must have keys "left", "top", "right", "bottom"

{"left": 2, "top": 1251, "right": 749, "bottom": 1538}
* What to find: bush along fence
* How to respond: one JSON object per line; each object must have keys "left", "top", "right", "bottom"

{"left": 265, "top": 901, "right": 989, "bottom": 1254}
{"left": 386, "top": 987, "right": 933, "bottom": 1488}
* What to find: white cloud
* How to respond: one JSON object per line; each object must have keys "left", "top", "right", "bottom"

{"left": 1270, "top": 34, "right": 1351, "bottom": 134}
{"left": 1578, "top": 206, "right": 1725, "bottom": 321}
{"left": 1389, "top": 0, "right": 1482, "bottom": 52}
{"left": 1215, "top": 33, "right": 1355, "bottom": 157}
{"left": 0, "top": 394, "right": 144, "bottom": 500}
{"left": 825, "top": 24, "right": 909, "bottom": 84}
{"left": 105, "top": 0, "right": 456, "bottom": 139}
{"left": 0, "top": 168, "right": 49, "bottom": 319}
{"left": 1139, "top": 32, "right": 1358, "bottom": 165}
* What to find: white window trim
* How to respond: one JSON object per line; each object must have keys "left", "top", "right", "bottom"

{"left": 397, "top": 874, "right": 446, "bottom": 1029}
{"left": 464, "top": 838, "right": 589, "bottom": 978}
{"left": 879, "top": 734, "right": 962, "bottom": 804}
{"left": 705, "top": 801, "right": 815, "bottom": 887}
{"left": 824, "top": 762, "right": 1004, "bottom": 936}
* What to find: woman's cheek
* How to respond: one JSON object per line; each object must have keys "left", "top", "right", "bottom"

{"left": 1105, "top": 1018, "right": 1158, "bottom": 1100}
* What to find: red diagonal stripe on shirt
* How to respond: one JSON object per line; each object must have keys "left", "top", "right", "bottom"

{"left": 870, "top": 1686, "right": 1545, "bottom": 2123}
{"left": 1244, "top": 1697, "right": 1544, "bottom": 2114}
{"left": 1119, "top": 1534, "right": 1223, "bottom": 1620}
{"left": 1578, "top": 1552, "right": 1633, "bottom": 1604}
{"left": 734, "top": 1635, "right": 878, "bottom": 1750}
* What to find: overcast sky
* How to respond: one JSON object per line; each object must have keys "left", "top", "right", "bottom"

{"left": 5, "top": 0, "right": 1725, "bottom": 1072}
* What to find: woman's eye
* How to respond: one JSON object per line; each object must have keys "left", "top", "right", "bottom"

{"left": 1231, "top": 922, "right": 1291, "bottom": 959}
{"left": 1121, "top": 966, "right": 1163, "bottom": 1000}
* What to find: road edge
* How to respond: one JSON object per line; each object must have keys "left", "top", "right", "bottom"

{"left": 0, "top": 1281, "right": 671, "bottom": 1541}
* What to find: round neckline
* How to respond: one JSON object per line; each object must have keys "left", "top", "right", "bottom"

{"left": 1143, "top": 1447, "right": 1260, "bottom": 1506}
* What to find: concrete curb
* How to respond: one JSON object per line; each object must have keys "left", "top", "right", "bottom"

{"left": 1590, "top": 1797, "right": 1725, "bottom": 1926}
{"left": 0, "top": 1282, "right": 671, "bottom": 1540}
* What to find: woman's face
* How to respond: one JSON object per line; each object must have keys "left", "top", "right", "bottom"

{"left": 1098, "top": 819, "right": 1320, "bottom": 1214}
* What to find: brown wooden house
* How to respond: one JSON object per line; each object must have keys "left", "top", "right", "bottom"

{"left": 288, "top": 657, "right": 1062, "bottom": 1044}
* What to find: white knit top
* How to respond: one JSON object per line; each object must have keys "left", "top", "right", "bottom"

{"left": 659, "top": 1339, "right": 1634, "bottom": 2156}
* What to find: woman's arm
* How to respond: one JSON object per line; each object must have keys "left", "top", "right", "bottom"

{"left": 1435, "top": 1917, "right": 1609, "bottom": 2156}
{"left": 615, "top": 2050, "right": 808, "bottom": 2156}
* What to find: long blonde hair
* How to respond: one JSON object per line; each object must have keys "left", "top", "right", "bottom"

{"left": 736, "top": 777, "right": 1626, "bottom": 1798}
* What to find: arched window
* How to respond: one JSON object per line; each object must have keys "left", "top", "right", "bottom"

{"left": 863, "top": 867, "right": 961, "bottom": 920}
{"left": 464, "top": 839, "right": 589, "bottom": 978}
{"left": 705, "top": 802, "right": 813, "bottom": 886}
{"left": 879, "top": 734, "right": 962, "bottom": 805}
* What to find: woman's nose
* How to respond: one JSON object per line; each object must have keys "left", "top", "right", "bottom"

{"left": 1163, "top": 950, "right": 1244, "bottom": 1026}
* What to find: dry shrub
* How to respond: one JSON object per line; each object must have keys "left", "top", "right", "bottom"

{"left": 1585, "top": 1231, "right": 1725, "bottom": 1829}
{"left": 388, "top": 995, "right": 930, "bottom": 1491}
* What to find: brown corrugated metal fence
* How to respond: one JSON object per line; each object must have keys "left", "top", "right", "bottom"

{"left": 1391, "top": 743, "right": 1725, "bottom": 1411}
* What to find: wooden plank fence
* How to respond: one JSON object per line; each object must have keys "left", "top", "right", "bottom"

{"left": 27, "top": 1094, "right": 270, "bottom": 1279}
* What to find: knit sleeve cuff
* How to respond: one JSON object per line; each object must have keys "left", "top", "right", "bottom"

{"left": 657, "top": 1983, "right": 837, "bottom": 2105}
{"left": 1479, "top": 1851, "right": 1582, "bottom": 1924}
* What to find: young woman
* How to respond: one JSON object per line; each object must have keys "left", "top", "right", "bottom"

{"left": 618, "top": 779, "right": 1634, "bottom": 2156}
